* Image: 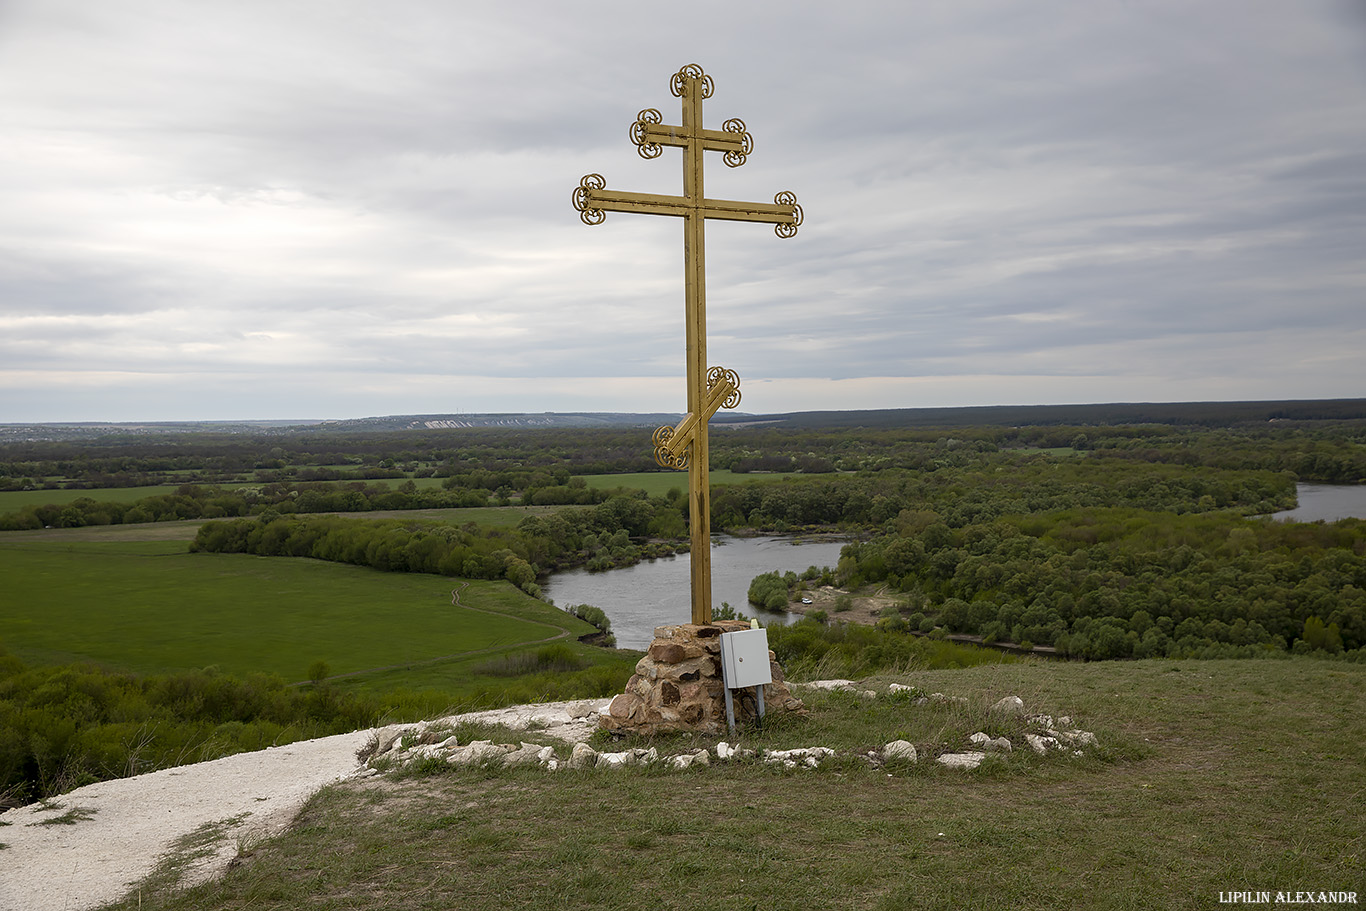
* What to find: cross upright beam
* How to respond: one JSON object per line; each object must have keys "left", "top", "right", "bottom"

{"left": 573, "top": 64, "right": 802, "bottom": 625}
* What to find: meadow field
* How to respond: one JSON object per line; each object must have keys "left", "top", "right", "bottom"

{"left": 98, "top": 657, "right": 1366, "bottom": 911}
{"left": 0, "top": 485, "right": 186, "bottom": 510}
{"left": 0, "top": 534, "right": 603, "bottom": 687}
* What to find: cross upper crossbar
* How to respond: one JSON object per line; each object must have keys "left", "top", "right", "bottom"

{"left": 572, "top": 63, "right": 802, "bottom": 625}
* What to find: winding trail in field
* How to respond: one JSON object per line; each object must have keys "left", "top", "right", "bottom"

{"left": 303, "top": 582, "right": 577, "bottom": 686}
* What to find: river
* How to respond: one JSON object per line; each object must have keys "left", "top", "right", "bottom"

{"left": 1269, "top": 483, "right": 1366, "bottom": 522}
{"left": 541, "top": 535, "right": 849, "bottom": 650}
{"left": 544, "top": 483, "right": 1365, "bottom": 649}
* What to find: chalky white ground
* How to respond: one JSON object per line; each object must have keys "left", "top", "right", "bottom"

{"left": 0, "top": 699, "right": 610, "bottom": 911}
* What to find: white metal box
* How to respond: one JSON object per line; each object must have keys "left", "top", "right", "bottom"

{"left": 719, "top": 628, "right": 773, "bottom": 689}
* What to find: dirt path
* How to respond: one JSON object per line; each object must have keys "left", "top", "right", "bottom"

{"left": 0, "top": 698, "right": 609, "bottom": 911}
{"left": 0, "top": 727, "right": 379, "bottom": 911}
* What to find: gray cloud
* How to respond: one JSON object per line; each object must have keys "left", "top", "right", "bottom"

{"left": 0, "top": 0, "right": 1362, "bottom": 420}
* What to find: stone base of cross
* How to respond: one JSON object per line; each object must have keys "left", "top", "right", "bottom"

{"left": 573, "top": 64, "right": 801, "bottom": 625}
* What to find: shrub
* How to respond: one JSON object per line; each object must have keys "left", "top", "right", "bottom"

{"left": 748, "top": 572, "right": 790, "bottom": 611}
{"left": 564, "top": 604, "right": 615, "bottom": 647}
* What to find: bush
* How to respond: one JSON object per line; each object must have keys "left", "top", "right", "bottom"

{"left": 564, "top": 604, "right": 615, "bottom": 647}
{"left": 748, "top": 572, "right": 791, "bottom": 611}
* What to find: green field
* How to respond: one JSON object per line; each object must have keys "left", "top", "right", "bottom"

{"left": 577, "top": 469, "right": 800, "bottom": 496}
{"left": 0, "top": 485, "right": 186, "bottom": 510}
{"left": 0, "top": 540, "right": 596, "bottom": 685}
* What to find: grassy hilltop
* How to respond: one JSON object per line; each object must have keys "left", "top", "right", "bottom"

{"left": 99, "top": 657, "right": 1365, "bottom": 911}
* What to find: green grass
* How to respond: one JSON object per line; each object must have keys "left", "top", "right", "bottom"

{"left": 99, "top": 658, "right": 1366, "bottom": 910}
{"left": 577, "top": 469, "right": 801, "bottom": 497}
{"left": 0, "top": 540, "right": 597, "bottom": 685}
{"left": 0, "top": 485, "right": 186, "bottom": 510}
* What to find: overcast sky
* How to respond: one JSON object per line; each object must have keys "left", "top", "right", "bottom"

{"left": 2, "top": 1, "right": 1364, "bottom": 422}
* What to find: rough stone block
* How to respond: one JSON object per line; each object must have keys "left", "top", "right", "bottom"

{"left": 936, "top": 751, "right": 986, "bottom": 770}
{"left": 568, "top": 742, "right": 597, "bottom": 770}
{"left": 659, "top": 681, "right": 680, "bottom": 706}
{"left": 884, "top": 740, "right": 918, "bottom": 762}
{"left": 649, "top": 642, "right": 688, "bottom": 664}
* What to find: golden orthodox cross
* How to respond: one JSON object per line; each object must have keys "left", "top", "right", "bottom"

{"left": 573, "top": 63, "right": 802, "bottom": 625}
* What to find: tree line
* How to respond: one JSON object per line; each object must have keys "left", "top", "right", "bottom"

{"left": 5, "top": 416, "right": 1363, "bottom": 496}
{"left": 189, "top": 492, "right": 690, "bottom": 595}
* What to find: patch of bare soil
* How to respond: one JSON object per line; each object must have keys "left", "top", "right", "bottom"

{"left": 782, "top": 585, "right": 902, "bottom": 626}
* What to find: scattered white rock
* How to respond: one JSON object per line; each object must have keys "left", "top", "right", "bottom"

{"left": 595, "top": 747, "right": 658, "bottom": 768}
{"left": 1024, "top": 733, "right": 1060, "bottom": 755}
{"left": 568, "top": 742, "right": 598, "bottom": 770}
{"left": 1059, "top": 730, "right": 1098, "bottom": 748}
{"left": 991, "top": 696, "right": 1025, "bottom": 717}
{"left": 447, "top": 741, "right": 510, "bottom": 767}
{"left": 883, "top": 740, "right": 918, "bottom": 762}
{"left": 668, "top": 751, "right": 711, "bottom": 770}
{"left": 504, "top": 743, "right": 555, "bottom": 767}
{"left": 366, "top": 687, "right": 1092, "bottom": 779}
{"left": 928, "top": 693, "right": 969, "bottom": 707}
{"left": 800, "top": 679, "right": 859, "bottom": 691}
{"left": 595, "top": 751, "right": 631, "bottom": 769}
{"left": 967, "top": 732, "right": 1012, "bottom": 752}
{"left": 763, "top": 747, "right": 834, "bottom": 769}
{"left": 936, "top": 752, "right": 987, "bottom": 770}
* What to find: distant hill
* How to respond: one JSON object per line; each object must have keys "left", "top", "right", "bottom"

{"left": 5, "top": 399, "right": 1365, "bottom": 442}
{"left": 314, "top": 412, "right": 687, "bottom": 432}
{"left": 710, "top": 399, "right": 1366, "bottom": 430}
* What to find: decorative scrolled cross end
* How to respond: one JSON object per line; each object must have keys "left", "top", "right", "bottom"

{"left": 630, "top": 108, "right": 663, "bottom": 160}
{"left": 670, "top": 63, "right": 714, "bottom": 100}
{"left": 573, "top": 173, "right": 607, "bottom": 226}
{"left": 721, "top": 118, "right": 753, "bottom": 168}
{"left": 707, "top": 366, "right": 742, "bottom": 410}
{"left": 652, "top": 424, "right": 689, "bottom": 470}
{"left": 773, "top": 190, "right": 803, "bottom": 239}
